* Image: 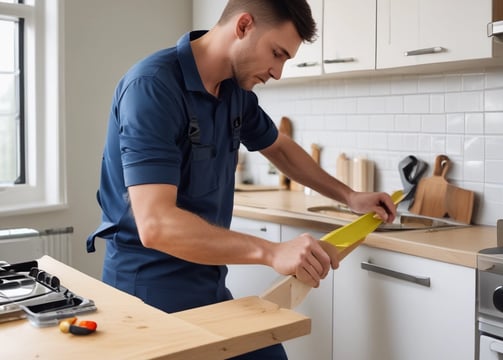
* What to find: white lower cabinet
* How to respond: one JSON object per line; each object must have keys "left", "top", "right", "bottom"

{"left": 227, "top": 217, "right": 281, "bottom": 298}
{"left": 333, "top": 245, "right": 476, "bottom": 360}
{"left": 229, "top": 217, "right": 476, "bottom": 360}
{"left": 281, "top": 225, "right": 334, "bottom": 360}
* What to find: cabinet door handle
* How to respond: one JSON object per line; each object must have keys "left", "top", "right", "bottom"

{"left": 487, "top": 20, "right": 503, "bottom": 37}
{"left": 361, "top": 260, "right": 431, "bottom": 287}
{"left": 490, "top": 340, "right": 503, "bottom": 354}
{"left": 295, "top": 61, "right": 319, "bottom": 68}
{"left": 404, "top": 46, "right": 445, "bottom": 56}
{"left": 323, "top": 57, "right": 355, "bottom": 64}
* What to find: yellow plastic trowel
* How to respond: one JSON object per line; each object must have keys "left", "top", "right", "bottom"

{"left": 261, "top": 190, "right": 405, "bottom": 309}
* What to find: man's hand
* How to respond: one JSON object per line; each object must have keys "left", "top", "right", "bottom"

{"left": 347, "top": 191, "right": 397, "bottom": 223}
{"left": 270, "top": 233, "right": 333, "bottom": 288}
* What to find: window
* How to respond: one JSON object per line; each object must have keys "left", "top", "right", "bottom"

{"left": 0, "top": 0, "right": 65, "bottom": 215}
{"left": 0, "top": 2, "right": 23, "bottom": 184}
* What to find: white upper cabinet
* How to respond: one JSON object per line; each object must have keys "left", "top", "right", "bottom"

{"left": 193, "top": 0, "right": 501, "bottom": 79}
{"left": 281, "top": 0, "right": 324, "bottom": 78}
{"left": 323, "top": 0, "right": 376, "bottom": 73}
{"left": 376, "top": 0, "right": 494, "bottom": 69}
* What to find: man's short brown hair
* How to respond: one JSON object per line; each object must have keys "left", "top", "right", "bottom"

{"left": 218, "top": 0, "right": 317, "bottom": 43}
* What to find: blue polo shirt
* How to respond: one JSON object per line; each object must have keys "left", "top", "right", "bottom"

{"left": 87, "top": 31, "right": 279, "bottom": 313}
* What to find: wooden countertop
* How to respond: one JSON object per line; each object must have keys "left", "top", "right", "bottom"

{"left": 0, "top": 256, "right": 310, "bottom": 359}
{"left": 234, "top": 190, "right": 497, "bottom": 268}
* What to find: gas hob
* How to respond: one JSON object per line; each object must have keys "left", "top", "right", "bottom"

{"left": 0, "top": 260, "right": 96, "bottom": 327}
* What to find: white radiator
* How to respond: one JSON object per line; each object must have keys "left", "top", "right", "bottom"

{"left": 0, "top": 227, "right": 73, "bottom": 265}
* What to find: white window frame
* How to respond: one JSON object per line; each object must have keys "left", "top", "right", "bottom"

{"left": 0, "top": 0, "right": 66, "bottom": 216}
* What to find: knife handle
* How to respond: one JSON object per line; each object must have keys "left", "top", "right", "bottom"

{"left": 318, "top": 241, "right": 340, "bottom": 268}
{"left": 318, "top": 238, "right": 365, "bottom": 269}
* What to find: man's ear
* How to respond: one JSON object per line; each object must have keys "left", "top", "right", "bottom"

{"left": 235, "top": 13, "right": 254, "bottom": 39}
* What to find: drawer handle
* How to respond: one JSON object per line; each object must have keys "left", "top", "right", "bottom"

{"left": 295, "top": 61, "right": 319, "bottom": 68}
{"left": 324, "top": 57, "right": 355, "bottom": 64}
{"left": 361, "top": 260, "right": 431, "bottom": 287}
{"left": 404, "top": 46, "right": 445, "bottom": 56}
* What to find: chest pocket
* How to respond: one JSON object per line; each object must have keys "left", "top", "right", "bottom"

{"left": 189, "top": 143, "right": 218, "bottom": 197}
{"left": 183, "top": 90, "right": 242, "bottom": 198}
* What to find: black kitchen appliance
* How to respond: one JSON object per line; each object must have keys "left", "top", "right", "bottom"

{"left": 0, "top": 260, "right": 96, "bottom": 327}
{"left": 477, "top": 220, "right": 503, "bottom": 359}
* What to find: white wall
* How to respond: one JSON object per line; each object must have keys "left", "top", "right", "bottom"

{"left": 0, "top": 0, "right": 192, "bottom": 278}
{"left": 250, "top": 69, "right": 503, "bottom": 226}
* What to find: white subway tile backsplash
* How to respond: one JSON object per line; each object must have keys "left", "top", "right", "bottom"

{"left": 311, "top": 98, "right": 334, "bottom": 115}
{"left": 394, "top": 114, "right": 421, "bottom": 132}
{"left": 391, "top": 75, "right": 419, "bottom": 94}
{"left": 445, "top": 74, "right": 463, "bottom": 92}
{"left": 404, "top": 94, "right": 429, "bottom": 113}
{"left": 370, "top": 77, "right": 391, "bottom": 96}
{"left": 345, "top": 78, "right": 371, "bottom": 97}
{"left": 429, "top": 94, "right": 445, "bottom": 113}
{"left": 388, "top": 133, "right": 419, "bottom": 152}
{"left": 465, "top": 113, "right": 484, "bottom": 134}
{"left": 447, "top": 155, "right": 463, "bottom": 180}
{"left": 431, "top": 135, "right": 447, "bottom": 154}
{"left": 347, "top": 115, "right": 369, "bottom": 131}
{"left": 334, "top": 98, "right": 357, "bottom": 114}
{"left": 293, "top": 99, "right": 312, "bottom": 115}
{"left": 485, "top": 184, "right": 503, "bottom": 203}
{"left": 485, "top": 89, "right": 503, "bottom": 111}
{"left": 369, "top": 114, "right": 394, "bottom": 132}
{"left": 326, "top": 79, "right": 346, "bottom": 97}
{"left": 357, "top": 97, "right": 387, "bottom": 114}
{"left": 421, "top": 114, "right": 446, "bottom": 133}
{"left": 485, "top": 160, "right": 503, "bottom": 184}
{"left": 324, "top": 115, "right": 347, "bottom": 130}
{"left": 446, "top": 135, "right": 463, "bottom": 156}
{"left": 464, "top": 136, "right": 485, "bottom": 160}
{"left": 485, "top": 112, "right": 503, "bottom": 134}
{"left": 254, "top": 67, "right": 503, "bottom": 224}
{"left": 486, "top": 137, "right": 503, "bottom": 160}
{"left": 464, "top": 160, "right": 485, "bottom": 182}
{"left": 462, "top": 73, "right": 485, "bottom": 91}
{"left": 477, "top": 201, "right": 503, "bottom": 226}
{"left": 486, "top": 69, "right": 503, "bottom": 89}
{"left": 417, "top": 134, "right": 433, "bottom": 152}
{"left": 385, "top": 96, "right": 403, "bottom": 113}
{"left": 418, "top": 75, "right": 445, "bottom": 93}
{"left": 446, "top": 113, "right": 465, "bottom": 134}
{"left": 445, "top": 91, "right": 484, "bottom": 113}
{"left": 367, "top": 132, "right": 388, "bottom": 150}
{"left": 334, "top": 131, "right": 358, "bottom": 149}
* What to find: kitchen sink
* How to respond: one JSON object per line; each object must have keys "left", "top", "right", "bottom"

{"left": 306, "top": 205, "right": 466, "bottom": 231}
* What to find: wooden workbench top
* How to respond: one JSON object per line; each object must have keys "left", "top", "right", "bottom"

{"left": 234, "top": 190, "right": 497, "bottom": 268}
{"left": 0, "top": 256, "right": 310, "bottom": 359}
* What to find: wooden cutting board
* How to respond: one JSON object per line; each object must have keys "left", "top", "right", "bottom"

{"left": 409, "top": 155, "right": 474, "bottom": 224}
{"left": 278, "top": 116, "right": 292, "bottom": 190}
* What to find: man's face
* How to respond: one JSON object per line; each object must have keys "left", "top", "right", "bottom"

{"left": 231, "top": 20, "right": 302, "bottom": 90}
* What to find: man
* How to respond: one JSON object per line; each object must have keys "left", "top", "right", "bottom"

{"left": 87, "top": 1, "right": 396, "bottom": 358}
